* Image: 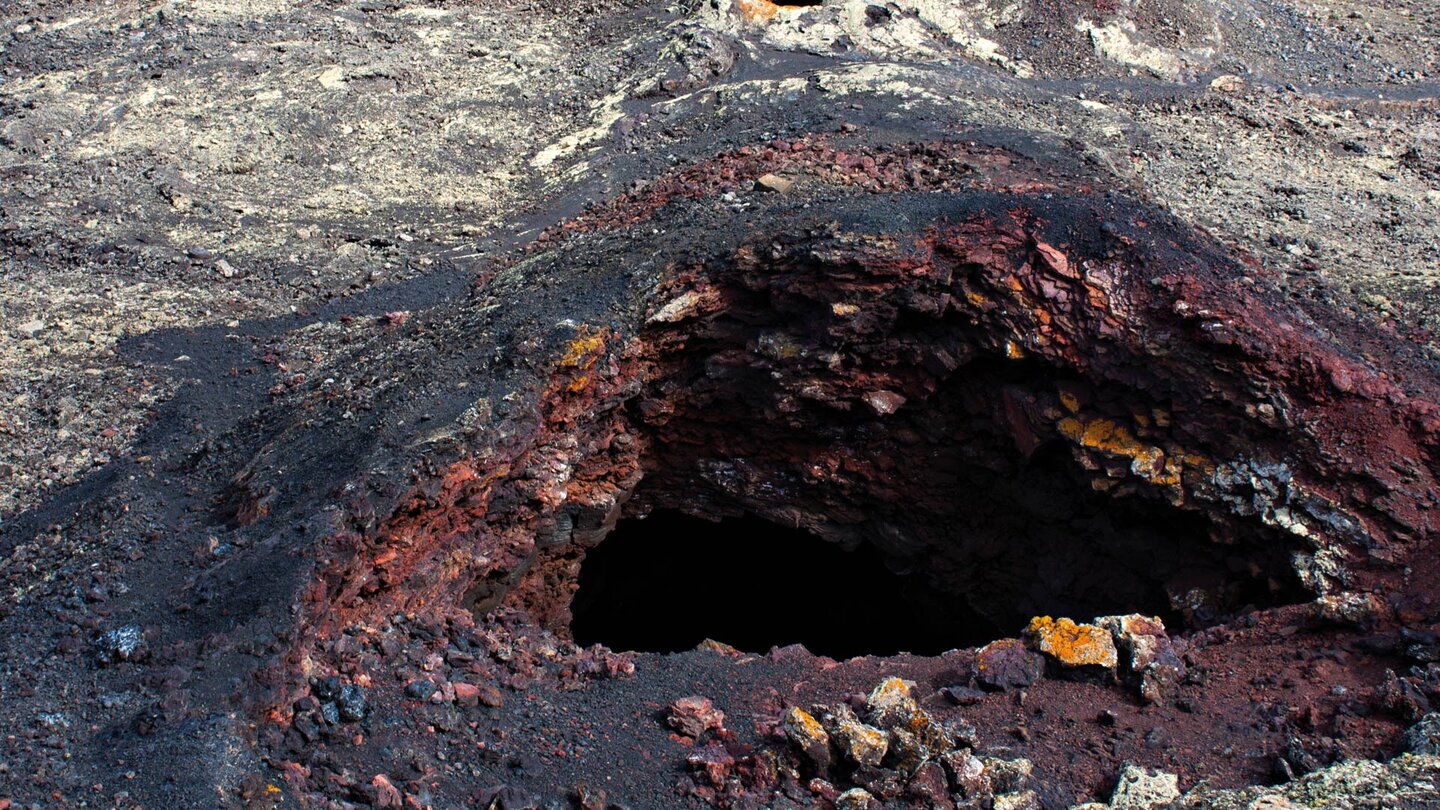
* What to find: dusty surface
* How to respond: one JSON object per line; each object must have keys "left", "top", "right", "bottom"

{"left": 2, "top": 0, "right": 1440, "bottom": 808}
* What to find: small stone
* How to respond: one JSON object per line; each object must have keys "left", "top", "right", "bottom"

{"left": 1025, "top": 616, "right": 1118, "bottom": 669}
{"left": 755, "top": 173, "right": 794, "bottom": 194}
{"left": 941, "top": 716, "right": 979, "bottom": 749}
{"left": 940, "top": 750, "right": 989, "bottom": 798}
{"left": 187, "top": 246, "right": 212, "bottom": 261}
{"left": 96, "top": 625, "right": 148, "bottom": 665}
{"left": 1314, "top": 592, "right": 1385, "bottom": 629}
{"left": 783, "top": 706, "right": 832, "bottom": 770}
{"left": 686, "top": 740, "right": 735, "bottom": 787}
{"left": 16, "top": 319, "right": 44, "bottom": 339}
{"left": 864, "top": 677, "right": 917, "bottom": 727}
{"left": 1097, "top": 614, "right": 1185, "bottom": 702}
{"left": 1405, "top": 712, "right": 1440, "bottom": 755}
{"left": 850, "top": 765, "right": 905, "bottom": 801}
{"left": 318, "top": 66, "right": 346, "bottom": 89}
{"left": 474, "top": 682, "right": 505, "bottom": 707}
{"left": 905, "top": 760, "right": 949, "bottom": 805}
{"left": 941, "top": 685, "right": 986, "bottom": 705}
{"left": 887, "top": 727, "right": 931, "bottom": 775}
{"left": 404, "top": 679, "right": 437, "bottom": 700}
{"left": 1209, "top": 74, "right": 1245, "bottom": 93}
{"left": 1109, "top": 764, "right": 1180, "bottom": 809}
{"left": 835, "top": 787, "right": 875, "bottom": 810}
{"left": 993, "top": 790, "right": 1041, "bottom": 810}
{"left": 37, "top": 712, "right": 71, "bottom": 730}
{"left": 368, "top": 774, "right": 403, "bottom": 808}
{"left": 976, "top": 638, "right": 1044, "bottom": 689}
{"left": 695, "top": 638, "right": 741, "bottom": 655}
{"left": 453, "top": 682, "right": 481, "bottom": 707}
{"left": 574, "top": 783, "right": 606, "bottom": 810}
{"left": 336, "top": 683, "right": 367, "bottom": 721}
{"left": 667, "top": 696, "right": 725, "bottom": 739}
{"left": 648, "top": 290, "right": 711, "bottom": 325}
{"left": 981, "top": 757, "right": 1033, "bottom": 794}
{"left": 865, "top": 677, "right": 949, "bottom": 754}
{"left": 862, "top": 390, "right": 906, "bottom": 415}
{"left": 833, "top": 716, "right": 888, "bottom": 767}
{"left": 215, "top": 259, "right": 236, "bottom": 278}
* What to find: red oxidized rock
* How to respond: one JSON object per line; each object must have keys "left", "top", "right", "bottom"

{"left": 667, "top": 695, "right": 726, "bottom": 739}
{"left": 687, "top": 740, "right": 736, "bottom": 787}
{"left": 975, "top": 639, "right": 1044, "bottom": 690}
{"left": 367, "top": 774, "right": 402, "bottom": 808}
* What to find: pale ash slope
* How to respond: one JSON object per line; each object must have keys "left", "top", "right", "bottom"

{"left": 0, "top": 0, "right": 643, "bottom": 517}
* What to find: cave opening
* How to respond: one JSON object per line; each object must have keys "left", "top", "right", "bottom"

{"left": 569, "top": 511, "right": 989, "bottom": 658}
{"left": 564, "top": 488, "right": 1259, "bottom": 658}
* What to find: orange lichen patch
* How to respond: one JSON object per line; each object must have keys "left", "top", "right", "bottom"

{"left": 555, "top": 325, "right": 607, "bottom": 377}
{"left": 737, "top": 0, "right": 779, "bottom": 22}
{"left": 560, "top": 329, "right": 607, "bottom": 370}
{"left": 1025, "top": 616, "right": 1118, "bottom": 668}
{"left": 1057, "top": 415, "right": 1179, "bottom": 486}
{"left": 865, "top": 677, "right": 947, "bottom": 748}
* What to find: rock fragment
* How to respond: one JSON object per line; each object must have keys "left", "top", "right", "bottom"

{"left": 981, "top": 757, "right": 1033, "bottom": 794}
{"left": 1109, "top": 764, "right": 1180, "bottom": 809}
{"left": 862, "top": 390, "right": 906, "bottom": 415}
{"left": 1025, "top": 616, "right": 1118, "bottom": 669}
{"left": 1405, "top": 712, "right": 1440, "bottom": 755}
{"left": 783, "top": 706, "right": 832, "bottom": 770}
{"left": 1097, "top": 614, "right": 1186, "bottom": 702}
{"left": 16, "top": 319, "right": 44, "bottom": 339}
{"left": 336, "top": 683, "right": 368, "bottom": 721}
{"left": 667, "top": 695, "right": 725, "bottom": 739}
{"left": 755, "top": 173, "right": 794, "bottom": 193}
{"left": 835, "top": 787, "right": 875, "bottom": 810}
{"left": 976, "top": 638, "right": 1044, "bottom": 689}
{"left": 368, "top": 774, "right": 402, "bottom": 808}
{"left": 1314, "top": 591, "right": 1386, "bottom": 629}
{"left": 825, "top": 707, "right": 888, "bottom": 767}
{"left": 687, "top": 740, "right": 736, "bottom": 787}
{"left": 96, "top": 625, "right": 148, "bottom": 665}
{"left": 940, "top": 749, "right": 989, "bottom": 798}
{"left": 864, "top": 677, "right": 948, "bottom": 761}
{"left": 905, "top": 760, "right": 949, "bottom": 806}
{"left": 993, "top": 790, "right": 1040, "bottom": 810}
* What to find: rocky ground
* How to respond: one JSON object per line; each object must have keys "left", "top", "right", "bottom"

{"left": 1, "top": 0, "right": 1439, "bottom": 808}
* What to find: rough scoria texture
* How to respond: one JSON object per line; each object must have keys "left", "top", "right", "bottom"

{"left": 4, "top": 0, "right": 1440, "bottom": 808}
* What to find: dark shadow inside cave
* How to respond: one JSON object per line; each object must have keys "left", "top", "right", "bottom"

{"left": 570, "top": 511, "right": 984, "bottom": 657}
{"left": 566, "top": 501, "right": 1245, "bottom": 658}
{"left": 566, "top": 440, "right": 1306, "bottom": 659}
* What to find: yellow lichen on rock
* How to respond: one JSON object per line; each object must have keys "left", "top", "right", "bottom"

{"left": 560, "top": 329, "right": 606, "bottom": 369}
{"left": 1056, "top": 415, "right": 1179, "bottom": 486}
{"left": 736, "top": 0, "right": 779, "bottom": 23}
{"left": 782, "top": 706, "right": 832, "bottom": 769}
{"left": 1025, "top": 616, "right": 1118, "bottom": 669}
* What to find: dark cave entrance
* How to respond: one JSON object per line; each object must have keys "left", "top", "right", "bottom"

{"left": 564, "top": 436, "right": 1307, "bottom": 659}
{"left": 569, "top": 511, "right": 988, "bottom": 658}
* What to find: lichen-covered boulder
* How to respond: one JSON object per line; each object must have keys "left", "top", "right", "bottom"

{"left": 1025, "top": 616, "right": 1119, "bottom": 669}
